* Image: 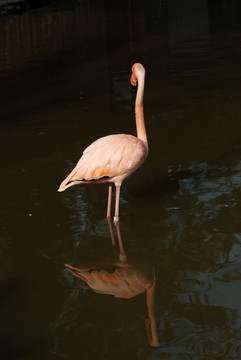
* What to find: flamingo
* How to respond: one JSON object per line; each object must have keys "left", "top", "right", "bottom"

{"left": 58, "top": 63, "right": 148, "bottom": 221}
{"left": 65, "top": 220, "right": 160, "bottom": 347}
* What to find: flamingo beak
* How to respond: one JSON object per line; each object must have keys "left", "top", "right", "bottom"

{"left": 130, "top": 74, "right": 137, "bottom": 86}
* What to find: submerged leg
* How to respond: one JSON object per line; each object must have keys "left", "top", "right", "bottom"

{"left": 107, "top": 218, "right": 116, "bottom": 246}
{"left": 114, "top": 185, "right": 121, "bottom": 222}
{"left": 114, "top": 221, "right": 126, "bottom": 261}
{"left": 106, "top": 183, "right": 112, "bottom": 219}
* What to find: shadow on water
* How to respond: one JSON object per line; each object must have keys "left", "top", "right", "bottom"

{"left": 2, "top": 0, "right": 241, "bottom": 359}
{"left": 65, "top": 220, "right": 160, "bottom": 348}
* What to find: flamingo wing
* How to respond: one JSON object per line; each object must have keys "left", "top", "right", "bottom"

{"left": 58, "top": 134, "right": 148, "bottom": 191}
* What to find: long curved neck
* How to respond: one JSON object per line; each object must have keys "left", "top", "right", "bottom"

{"left": 145, "top": 272, "right": 160, "bottom": 347}
{"left": 135, "top": 75, "right": 148, "bottom": 149}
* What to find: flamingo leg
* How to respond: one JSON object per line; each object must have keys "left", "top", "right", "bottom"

{"left": 106, "top": 183, "right": 112, "bottom": 219}
{"left": 115, "top": 221, "right": 126, "bottom": 261}
{"left": 114, "top": 185, "right": 121, "bottom": 222}
{"left": 107, "top": 218, "right": 116, "bottom": 246}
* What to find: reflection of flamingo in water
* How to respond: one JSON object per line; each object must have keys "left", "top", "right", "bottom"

{"left": 65, "top": 220, "right": 160, "bottom": 347}
{"left": 58, "top": 63, "right": 148, "bottom": 222}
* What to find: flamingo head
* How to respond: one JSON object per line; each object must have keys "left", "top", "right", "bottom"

{"left": 130, "top": 62, "right": 145, "bottom": 86}
{"left": 145, "top": 318, "right": 160, "bottom": 347}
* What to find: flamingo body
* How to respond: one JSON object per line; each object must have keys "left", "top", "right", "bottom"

{"left": 65, "top": 259, "right": 153, "bottom": 299}
{"left": 58, "top": 134, "right": 147, "bottom": 191}
{"left": 58, "top": 63, "right": 147, "bottom": 221}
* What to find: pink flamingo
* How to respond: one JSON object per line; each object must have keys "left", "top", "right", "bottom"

{"left": 58, "top": 63, "right": 148, "bottom": 221}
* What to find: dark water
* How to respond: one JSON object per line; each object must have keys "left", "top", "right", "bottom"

{"left": 1, "top": 0, "right": 241, "bottom": 359}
